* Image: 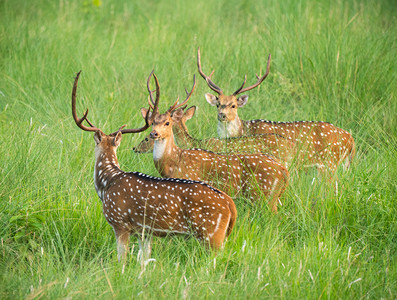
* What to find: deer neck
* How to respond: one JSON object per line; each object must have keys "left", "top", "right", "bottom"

{"left": 94, "top": 147, "right": 122, "bottom": 200}
{"left": 217, "top": 117, "right": 244, "bottom": 138}
{"left": 173, "top": 123, "right": 199, "bottom": 148}
{"left": 153, "top": 133, "right": 181, "bottom": 177}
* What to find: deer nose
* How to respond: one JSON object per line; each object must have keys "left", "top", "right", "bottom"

{"left": 150, "top": 131, "right": 159, "bottom": 139}
{"left": 218, "top": 113, "right": 227, "bottom": 122}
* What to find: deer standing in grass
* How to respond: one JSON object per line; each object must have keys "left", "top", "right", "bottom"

{"left": 135, "top": 105, "right": 296, "bottom": 167}
{"left": 143, "top": 72, "right": 289, "bottom": 212}
{"left": 71, "top": 71, "right": 237, "bottom": 262}
{"left": 197, "top": 48, "right": 356, "bottom": 173}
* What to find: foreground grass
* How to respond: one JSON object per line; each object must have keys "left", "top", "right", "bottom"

{"left": 0, "top": 0, "right": 396, "bottom": 298}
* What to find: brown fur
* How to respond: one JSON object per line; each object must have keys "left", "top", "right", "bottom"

{"left": 148, "top": 110, "right": 289, "bottom": 212}
{"left": 93, "top": 131, "right": 237, "bottom": 261}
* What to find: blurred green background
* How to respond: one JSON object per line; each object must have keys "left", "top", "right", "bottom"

{"left": 0, "top": 0, "right": 396, "bottom": 298}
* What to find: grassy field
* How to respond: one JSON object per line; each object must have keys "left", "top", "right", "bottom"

{"left": 1, "top": 0, "right": 396, "bottom": 298}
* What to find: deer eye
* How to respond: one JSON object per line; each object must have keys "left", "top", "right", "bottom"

{"left": 165, "top": 122, "right": 170, "bottom": 126}
{"left": 231, "top": 105, "right": 236, "bottom": 108}
{"left": 216, "top": 103, "right": 220, "bottom": 108}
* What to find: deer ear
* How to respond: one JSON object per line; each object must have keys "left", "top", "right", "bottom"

{"left": 171, "top": 108, "right": 184, "bottom": 121}
{"left": 184, "top": 106, "right": 196, "bottom": 120}
{"left": 205, "top": 93, "right": 218, "bottom": 106}
{"left": 140, "top": 108, "right": 152, "bottom": 120}
{"left": 94, "top": 130, "right": 103, "bottom": 145}
{"left": 237, "top": 95, "right": 249, "bottom": 107}
{"left": 113, "top": 131, "right": 122, "bottom": 147}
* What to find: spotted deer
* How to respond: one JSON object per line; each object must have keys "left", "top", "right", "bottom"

{"left": 133, "top": 106, "right": 189, "bottom": 154}
{"left": 197, "top": 48, "right": 356, "bottom": 173}
{"left": 135, "top": 104, "right": 296, "bottom": 167}
{"left": 71, "top": 71, "right": 237, "bottom": 262}
{"left": 143, "top": 72, "right": 289, "bottom": 212}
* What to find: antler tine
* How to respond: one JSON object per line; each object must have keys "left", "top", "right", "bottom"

{"left": 147, "top": 70, "right": 160, "bottom": 114}
{"left": 234, "top": 53, "right": 271, "bottom": 95}
{"left": 168, "top": 75, "right": 197, "bottom": 113}
{"left": 85, "top": 118, "right": 95, "bottom": 127}
{"left": 232, "top": 74, "right": 247, "bottom": 96}
{"left": 109, "top": 106, "right": 152, "bottom": 136}
{"left": 72, "top": 71, "right": 100, "bottom": 132}
{"left": 147, "top": 95, "right": 155, "bottom": 110}
{"left": 167, "top": 96, "right": 180, "bottom": 113}
{"left": 197, "top": 47, "right": 223, "bottom": 95}
{"left": 151, "top": 72, "right": 161, "bottom": 115}
{"left": 109, "top": 71, "right": 162, "bottom": 136}
{"left": 147, "top": 70, "right": 156, "bottom": 108}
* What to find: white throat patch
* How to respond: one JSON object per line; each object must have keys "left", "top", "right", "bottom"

{"left": 217, "top": 118, "right": 241, "bottom": 138}
{"left": 153, "top": 139, "right": 168, "bottom": 161}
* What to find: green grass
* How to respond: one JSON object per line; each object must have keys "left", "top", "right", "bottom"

{"left": 0, "top": 0, "right": 396, "bottom": 298}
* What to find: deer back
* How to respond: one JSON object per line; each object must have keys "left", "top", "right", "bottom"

{"left": 243, "top": 120, "right": 355, "bottom": 170}
{"left": 154, "top": 146, "right": 289, "bottom": 212}
{"left": 164, "top": 105, "right": 297, "bottom": 165}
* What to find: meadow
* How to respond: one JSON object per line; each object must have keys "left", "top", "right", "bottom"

{"left": 0, "top": 0, "right": 396, "bottom": 298}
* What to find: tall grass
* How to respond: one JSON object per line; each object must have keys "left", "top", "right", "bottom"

{"left": 0, "top": 0, "right": 396, "bottom": 298}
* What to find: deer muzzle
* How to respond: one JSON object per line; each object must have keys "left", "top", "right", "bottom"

{"left": 150, "top": 130, "right": 159, "bottom": 139}
{"left": 218, "top": 112, "right": 227, "bottom": 122}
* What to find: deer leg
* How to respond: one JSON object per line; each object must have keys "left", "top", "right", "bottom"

{"left": 268, "top": 178, "right": 280, "bottom": 213}
{"left": 316, "top": 163, "right": 339, "bottom": 196}
{"left": 137, "top": 235, "right": 152, "bottom": 263}
{"left": 143, "top": 237, "right": 152, "bottom": 261}
{"left": 137, "top": 238, "right": 143, "bottom": 262}
{"left": 207, "top": 213, "right": 231, "bottom": 251}
{"left": 113, "top": 226, "right": 130, "bottom": 263}
{"left": 343, "top": 156, "right": 351, "bottom": 171}
{"left": 268, "top": 166, "right": 289, "bottom": 213}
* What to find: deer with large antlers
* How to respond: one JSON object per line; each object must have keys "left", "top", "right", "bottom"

{"left": 197, "top": 48, "right": 356, "bottom": 173}
{"left": 142, "top": 72, "right": 289, "bottom": 212}
{"left": 135, "top": 105, "right": 296, "bottom": 167}
{"left": 133, "top": 106, "right": 190, "bottom": 154}
{"left": 71, "top": 71, "right": 237, "bottom": 262}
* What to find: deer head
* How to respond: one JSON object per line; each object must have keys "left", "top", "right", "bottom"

{"left": 167, "top": 105, "right": 196, "bottom": 135}
{"left": 133, "top": 105, "right": 197, "bottom": 153}
{"left": 72, "top": 71, "right": 159, "bottom": 153}
{"left": 197, "top": 47, "right": 271, "bottom": 124}
{"left": 140, "top": 72, "right": 196, "bottom": 142}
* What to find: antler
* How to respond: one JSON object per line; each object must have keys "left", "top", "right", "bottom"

{"left": 167, "top": 75, "right": 196, "bottom": 113}
{"left": 197, "top": 47, "right": 223, "bottom": 95}
{"left": 72, "top": 71, "right": 156, "bottom": 136}
{"left": 72, "top": 71, "right": 101, "bottom": 132}
{"left": 147, "top": 70, "right": 160, "bottom": 114}
{"left": 109, "top": 107, "right": 153, "bottom": 136}
{"left": 109, "top": 72, "right": 161, "bottom": 136}
{"left": 233, "top": 53, "right": 271, "bottom": 95}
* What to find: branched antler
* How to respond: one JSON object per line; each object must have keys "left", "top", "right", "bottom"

{"left": 72, "top": 71, "right": 100, "bottom": 132}
{"left": 197, "top": 48, "right": 223, "bottom": 95}
{"left": 147, "top": 70, "right": 160, "bottom": 114}
{"left": 72, "top": 70, "right": 155, "bottom": 136}
{"left": 109, "top": 71, "right": 161, "bottom": 136}
{"left": 233, "top": 54, "right": 271, "bottom": 95}
{"left": 167, "top": 75, "right": 196, "bottom": 113}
